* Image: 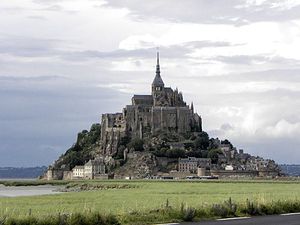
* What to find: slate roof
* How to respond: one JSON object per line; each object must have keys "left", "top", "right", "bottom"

{"left": 152, "top": 74, "right": 164, "bottom": 86}
{"left": 133, "top": 95, "right": 153, "bottom": 100}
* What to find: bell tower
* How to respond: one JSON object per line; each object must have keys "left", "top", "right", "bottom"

{"left": 152, "top": 51, "right": 165, "bottom": 104}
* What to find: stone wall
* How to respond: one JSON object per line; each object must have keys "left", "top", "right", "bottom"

{"left": 210, "top": 170, "right": 258, "bottom": 177}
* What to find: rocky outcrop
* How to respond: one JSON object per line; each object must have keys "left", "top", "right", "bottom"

{"left": 52, "top": 123, "right": 101, "bottom": 170}
{"left": 114, "top": 152, "right": 157, "bottom": 178}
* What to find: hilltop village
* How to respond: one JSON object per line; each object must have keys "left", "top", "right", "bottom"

{"left": 44, "top": 53, "right": 280, "bottom": 180}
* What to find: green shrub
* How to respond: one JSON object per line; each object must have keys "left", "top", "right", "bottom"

{"left": 165, "top": 148, "right": 186, "bottom": 158}
{"left": 181, "top": 207, "right": 196, "bottom": 221}
{"left": 127, "top": 138, "right": 144, "bottom": 151}
{"left": 224, "top": 197, "right": 237, "bottom": 216}
{"left": 68, "top": 214, "right": 86, "bottom": 225}
{"left": 3, "top": 214, "right": 120, "bottom": 225}
{"left": 207, "top": 149, "right": 222, "bottom": 164}
{"left": 211, "top": 204, "right": 230, "bottom": 218}
{"left": 5, "top": 217, "right": 38, "bottom": 225}
{"left": 211, "top": 198, "right": 237, "bottom": 218}
{"left": 179, "top": 203, "right": 195, "bottom": 222}
{"left": 241, "top": 199, "right": 261, "bottom": 216}
{"left": 103, "top": 215, "right": 120, "bottom": 225}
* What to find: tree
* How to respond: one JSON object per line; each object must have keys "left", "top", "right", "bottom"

{"left": 208, "top": 149, "right": 222, "bottom": 164}
{"left": 119, "top": 136, "right": 131, "bottom": 146}
{"left": 115, "top": 145, "right": 126, "bottom": 159}
{"left": 221, "top": 139, "right": 233, "bottom": 148}
{"left": 194, "top": 132, "right": 209, "bottom": 150}
{"left": 186, "top": 149, "right": 202, "bottom": 158}
{"left": 165, "top": 148, "right": 186, "bottom": 158}
{"left": 208, "top": 138, "right": 220, "bottom": 150}
{"left": 153, "top": 147, "right": 169, "bottom": 157}
{"left": 127, "top": 138, "right": 144, "bottom": 151}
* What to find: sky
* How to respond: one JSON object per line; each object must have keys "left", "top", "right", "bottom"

{"left": 0, "top": 0, "right": 300, "bottom": 166}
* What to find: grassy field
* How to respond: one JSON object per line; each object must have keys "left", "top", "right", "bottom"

{"left": 1, "top": 179, "right": 300, "bottom": 219}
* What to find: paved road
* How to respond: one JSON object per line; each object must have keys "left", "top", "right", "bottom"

{"left": 177, "top": 213, "right": 300, "bottom": 225}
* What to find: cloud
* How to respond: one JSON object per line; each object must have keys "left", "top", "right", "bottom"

{"left": 197, "top": 69, "right": 300, "bottom": 83}
{"left": 0, "top": 35, "right": 61, "bottom": 58}
{"left": 0, "top": 6, "right": 25, "bottom": 14}
{"left": 0, "top": 34, "right": 233, "bottom": 62}
{"left": 209, "top": 55, "right": 300, "bottom": 65}
{"left": 259, "top": 120, "right": 300, "bottom": 138}
{"left": 0, "top": 0, "right": 300, "bottom": 166}
{"left": 0, "top": 75, "right": 65, "bottom": 82}
{"left": 104, "top": 0, "right": 300, "bottom": 24}
{"left": 27, "top": 15, "right": 47, "bottom": 20}
{"left": 0, "top": 77, "right": 130, "bottom": 166}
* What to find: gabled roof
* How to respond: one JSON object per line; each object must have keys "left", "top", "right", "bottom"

{"left": 85, "top": 160, "right": 93, "bottom": 166}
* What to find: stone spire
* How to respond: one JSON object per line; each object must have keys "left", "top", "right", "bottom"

{"left": 156, "top": 51, "right": 160, "bottom": 75}
{"left": 191, "top": 102, "right": 194, "bottom": 113}
{"left": 152, "top": 51, "right": 164, "bottom": 87}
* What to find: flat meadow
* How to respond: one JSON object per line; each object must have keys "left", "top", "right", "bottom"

{"left": 1, "top": 179, "right": 300, "bottom": 218}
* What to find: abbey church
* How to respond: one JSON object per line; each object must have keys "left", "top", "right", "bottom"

{"left": 100, "top": 53, "right": 203, "bottom": 155}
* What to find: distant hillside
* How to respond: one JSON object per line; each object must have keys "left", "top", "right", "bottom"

{"left": 280, "top": 165, "right": 300, "bottom": 177}
{"left": 0, "top": 167, "right": 47, "bottom": 179}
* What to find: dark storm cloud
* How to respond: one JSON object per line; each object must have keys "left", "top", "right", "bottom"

{"left": 0, "top": 77, "right": 130, "bottom": 166}
{"left": 104, "top": 0, "right": 300, "bottom": 24}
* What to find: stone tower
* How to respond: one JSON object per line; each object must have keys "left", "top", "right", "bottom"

{"left": 152, "top": 52, "right": 166, "bottom": 106}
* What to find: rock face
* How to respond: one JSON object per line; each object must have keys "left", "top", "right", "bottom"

{"left": 114, "top": 151, "right": 178, "bottom": 179}
{"left": 114, "top": 152, "right": 157, "bottom": 178}
{"left": 99, "top": 53, "right": 202, "bottom": 157}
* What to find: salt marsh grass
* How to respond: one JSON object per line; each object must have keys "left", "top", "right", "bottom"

{"left": 1, "top": 180, "right": 300, "bottom": 224}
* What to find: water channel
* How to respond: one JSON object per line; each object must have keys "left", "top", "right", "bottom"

{"left": 0, "top": 184, "right": 61, "bottom": 197}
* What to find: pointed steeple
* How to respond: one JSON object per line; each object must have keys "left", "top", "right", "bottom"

{"left": 191, "top": 102, "right": 194, "bottom": 113}
{"left": 152, "top": 50, "right": 164, "bottom": 87}
{"left": 156, "top": 51, "right": 160, "bottom": 76}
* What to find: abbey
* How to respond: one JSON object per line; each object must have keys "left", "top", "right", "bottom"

{"left": 100, "top": 53, "right": 202, "bottom": 155}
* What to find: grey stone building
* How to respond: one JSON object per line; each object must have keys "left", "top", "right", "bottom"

{"left": 100, "top": 53, "right": 202, "bottom": 156}
{"left": 178, "top": 157, "right": 211, "bottom": 173}
{"left": 84, "top": 158, "right": 106, "bottom": 179}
